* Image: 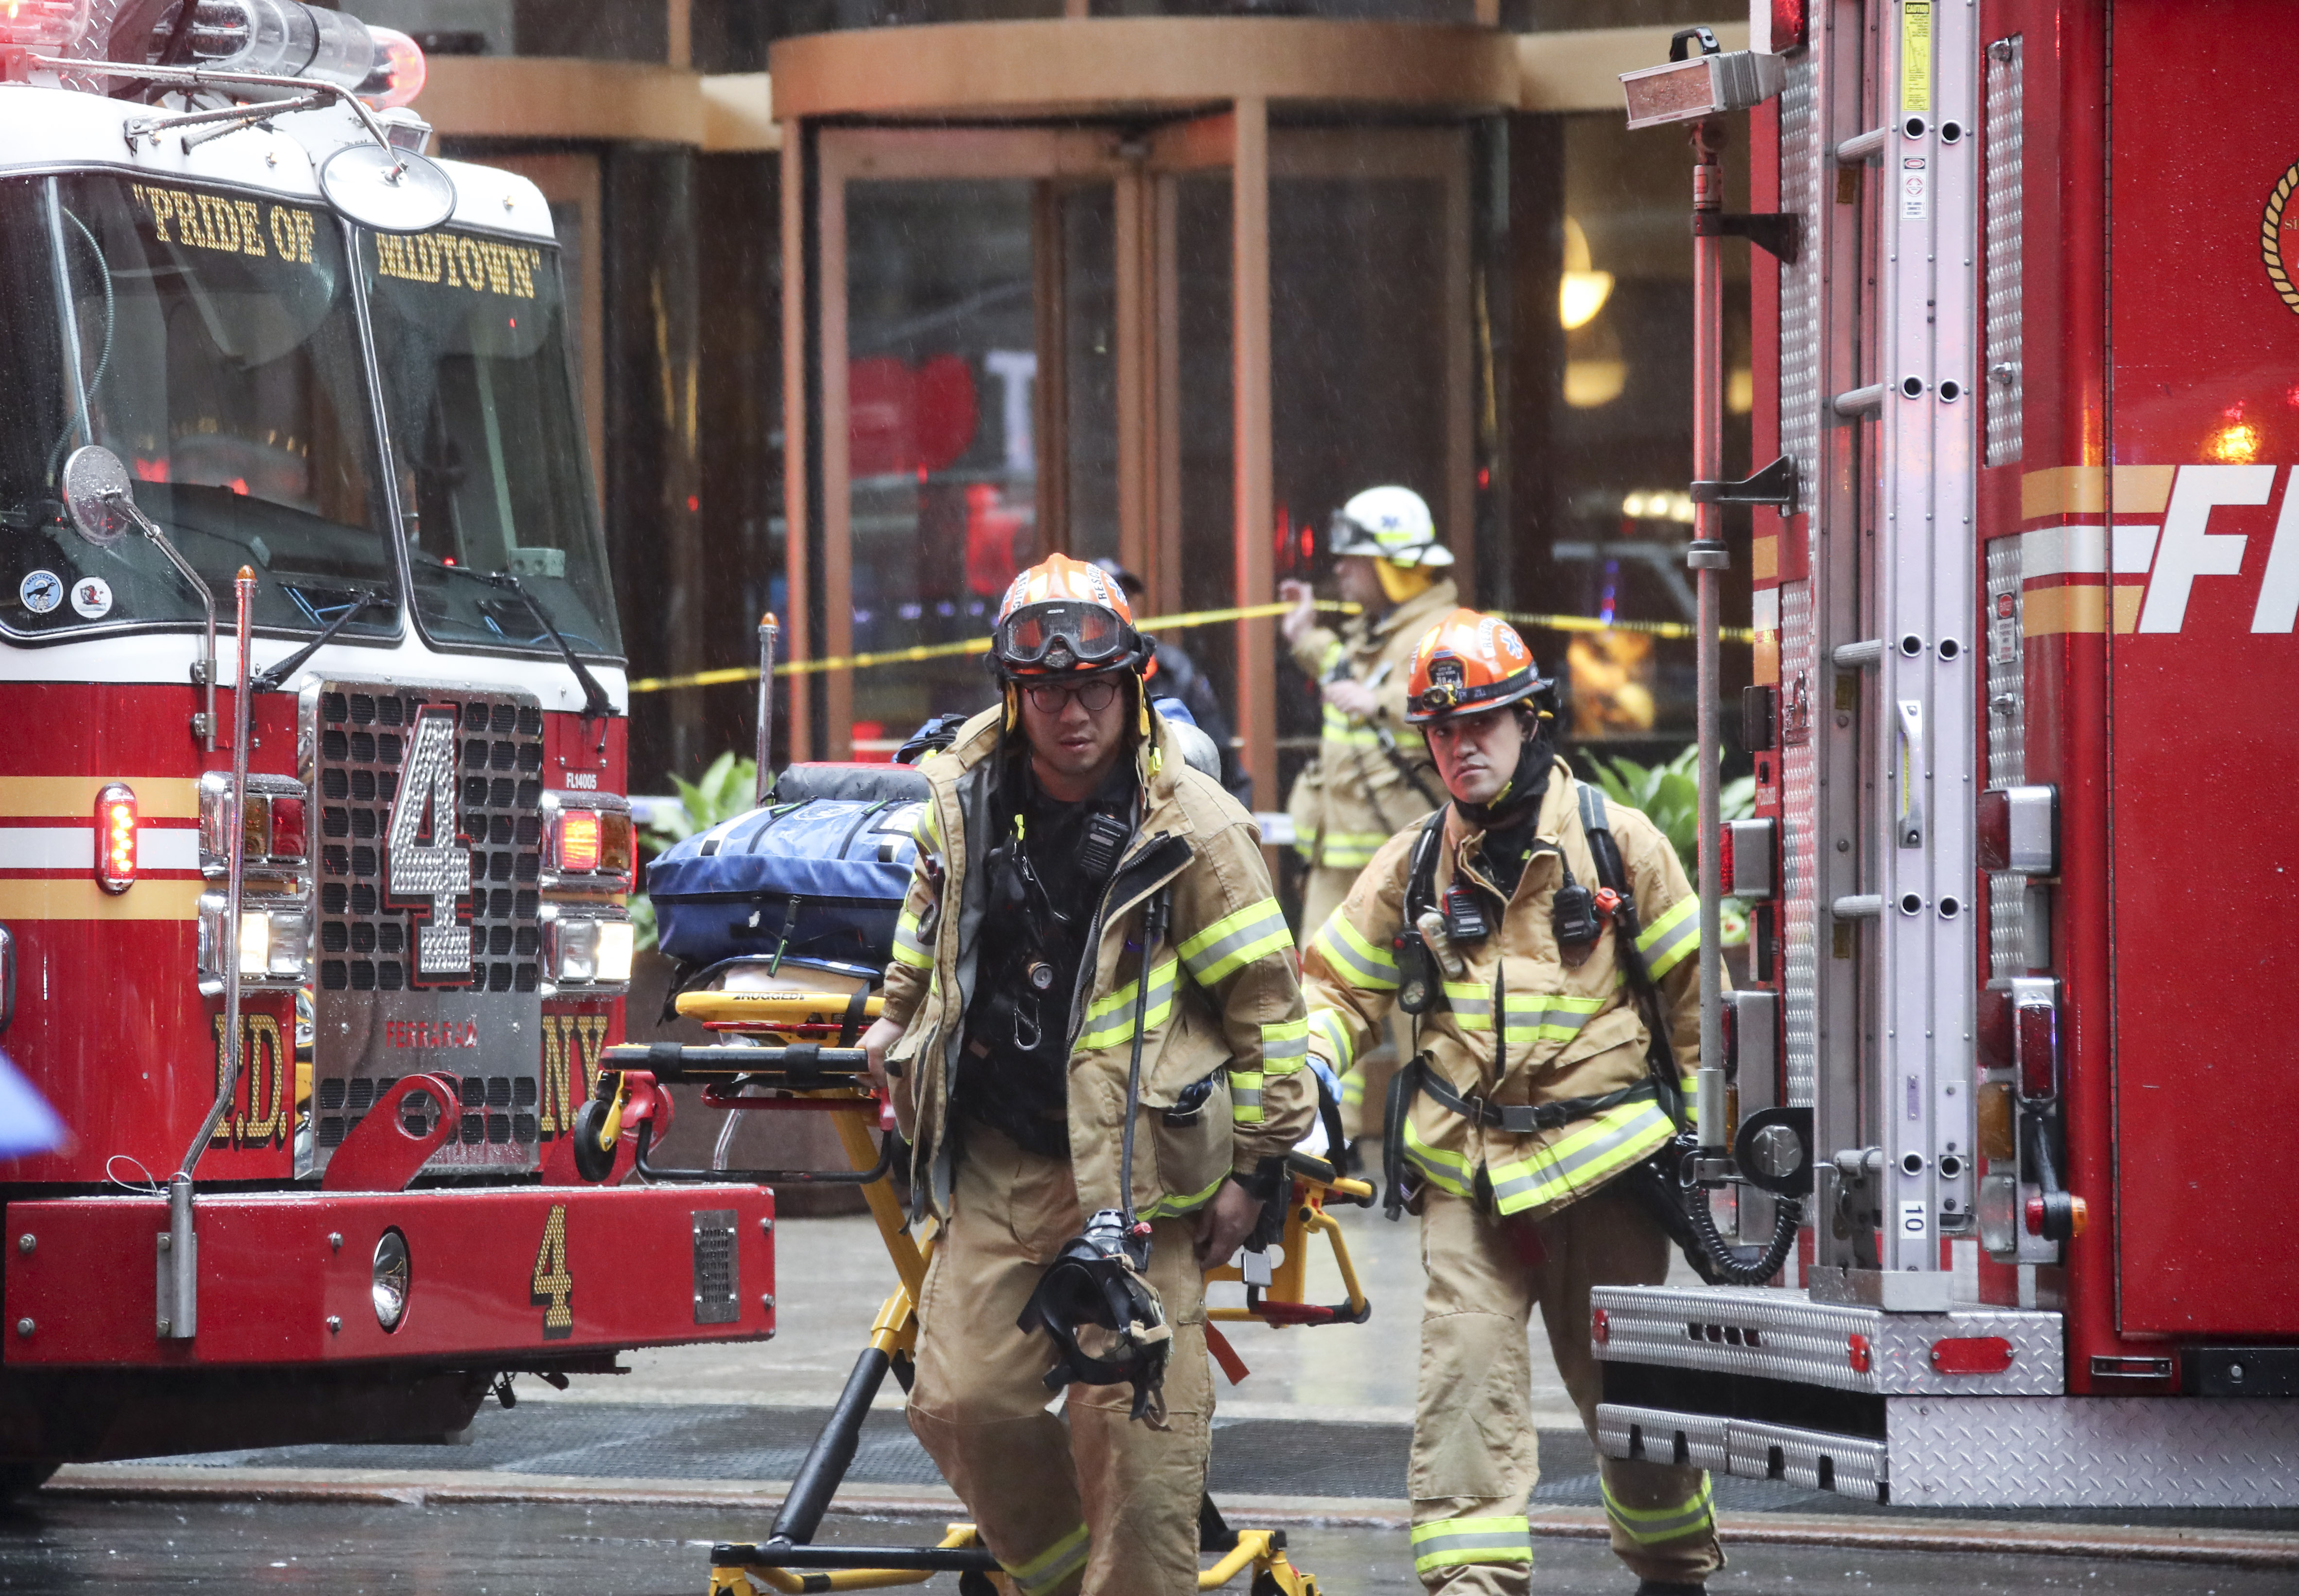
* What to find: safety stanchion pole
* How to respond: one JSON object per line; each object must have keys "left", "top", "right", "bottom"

{"left": 1689, "top": 119, "right": 1729, "bottom": 1153}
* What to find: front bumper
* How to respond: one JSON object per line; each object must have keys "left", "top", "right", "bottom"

{"left": 4, "top": 1183, "right": 773, "bottom": 1367}
{"left": 1589, "top": 1283, "right": 2299, "bottom": 1508}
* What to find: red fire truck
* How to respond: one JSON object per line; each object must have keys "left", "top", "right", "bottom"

{"left": 1596, "top": 0, "right": 2299, "bottom": 1506}
{"left": 0, "top": 1, "right": 770, "bottom": 1491}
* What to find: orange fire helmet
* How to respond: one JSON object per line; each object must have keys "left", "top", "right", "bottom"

{"left": 990, "top": 553, "right": 1152, "bottom": 680}
{"left": 1404, "top": 608, "right": 1554, "bottom": 725}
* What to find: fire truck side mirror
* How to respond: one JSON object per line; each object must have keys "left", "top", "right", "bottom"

{"left": 59, "top": 444, "right": 135, "bottom": 547}
{"left": 317, "top": 143, "right": 457, "bottom": 236}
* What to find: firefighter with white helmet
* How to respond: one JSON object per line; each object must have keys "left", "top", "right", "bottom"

{"left": 860, "top": 553, "right": 1315, "bottom": 1596}
{"left": 1279, "top": 485, "right": 1461, "bottom": 1143}
{"left": 1298, "top": 609, "right": 1724, "bottom": 1596}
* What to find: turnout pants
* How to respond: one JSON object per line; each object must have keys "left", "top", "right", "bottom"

{"left": 1302, "top": 864, "right": 1401, "bottom": 1145}
{"left": 909, "top": 1126, "right": 1212, "bottom": 1596}
{"left": 1411, "top": 1184, "right": 1723, "bottom": 1594}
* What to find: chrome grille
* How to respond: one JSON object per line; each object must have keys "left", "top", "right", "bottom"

{"left": 302, "top": 682, "right": 546, "bottom": 1174}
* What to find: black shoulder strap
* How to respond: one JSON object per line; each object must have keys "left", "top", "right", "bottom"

{"left": 1402, "top": 805, "right": 1450, "bottom": 923}
{"left": 1576, "top": 780, "right": 1685, "bottom": 1129}
{"left": 1576, "top": 783, "right": 1629, "bottom": 897}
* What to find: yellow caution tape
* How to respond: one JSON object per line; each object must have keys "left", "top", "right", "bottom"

{"left": 627, "top": 599, "right": 1751, "bottom": 695}
{"left": 1495, "top": 610, "right": 1758, "bottom": 644}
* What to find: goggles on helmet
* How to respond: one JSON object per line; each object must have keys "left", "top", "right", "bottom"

{"left": 992, "top": 599, "right": 1144, "bottom": 676}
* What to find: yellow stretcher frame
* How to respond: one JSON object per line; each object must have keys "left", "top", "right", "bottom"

{"left": 648, "top": 997, "right": 1365, "bottom": 1596}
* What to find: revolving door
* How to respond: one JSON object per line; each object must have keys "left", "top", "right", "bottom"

{"left": 775, "top": 17, "right": 1512, "bottom": 806}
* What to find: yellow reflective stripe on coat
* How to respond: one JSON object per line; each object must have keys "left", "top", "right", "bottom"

{"left": 1179, "top": 898, "right": 1292, "bottom": 986}
{"left": 1501, "top": 991, "right": 1606, "bottom": 1044}
{"left": 1442, "top": 987, "right": 1604, "bottom": 1042}
{"left": 1307, "top": 1007, "right": 1356, "bottom": 1072}
{"left": 1408, "top": 1516, "right": 1532, "bottom": 1574}
{"left": 1230, "top": 1068, "right": 1265, "bottom": 1123}
{"left": 1004, "top": 1521, "right": 1091, "bottom": 1595}
{"left": 1139, "top": 1170, "right": 1229, "bottom": 1220}
{"left": 1079, "top": 956, "right": 1178, "bottom": 1048}
{"left": 1259, "top": 1015, "right": 1309, "bottom": 1074}
{"left": 890, "top": 906, "right": 933, "bottom": 969}
{"left": 1484, "top": 1097, "right": 1675, "bottom": 1216}
{"left": 1308, "top": 830, "right": 1388, "bottom": 868}
{"left": 1320, "top": 703, "right": 1383, "bottom": 747}
{"left": 1602, "top": 1477, "right": 1715, "bottom": 1546}
{"left": 1401, "top": 1112, "right": 1475, "bottom": 1197}
{"left": 1312, "top": 911, "right": 1399, "bottom": 991}
{"left": 1637, "top": 894, "right": 1700, "bottom": 980}
{"left": 1442, "top": 980, "right": 1493, "bottom": 1026}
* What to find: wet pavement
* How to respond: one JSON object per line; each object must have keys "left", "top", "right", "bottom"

{"left": 2, "top": 1496, "right": 2295, "bottom": 1596}
{"left": 18, "top": 1208, "right": 2299, "bottom": 1592}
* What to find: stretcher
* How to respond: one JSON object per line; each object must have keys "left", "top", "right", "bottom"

{"left": 575, "top": 977, "right": 1373, "bottom": 1596}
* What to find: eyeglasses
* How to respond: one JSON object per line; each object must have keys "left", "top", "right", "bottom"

{"left": 1022, "top": 677, "right": 1123, "bottom": 715}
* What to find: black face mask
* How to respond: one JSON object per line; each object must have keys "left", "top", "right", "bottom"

{"left": 1455, "top": 712, "right": 1555, "bottom": 829}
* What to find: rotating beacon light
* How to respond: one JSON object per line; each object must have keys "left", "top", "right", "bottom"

{"left": 357, "top": 24, "right": 425, "bottom": 109}
{"left": 0, "top": 0, "right": 89, "bottom": 50}
{"left": 179, "top": 0, "right": 376, "bottom": 90}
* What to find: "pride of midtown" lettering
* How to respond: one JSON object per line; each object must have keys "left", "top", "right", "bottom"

{"left": 373, "top": 230, "right": 542, "bottom": 300}
{"left": 130, "top": 183, "right": 317, "bottom": 263}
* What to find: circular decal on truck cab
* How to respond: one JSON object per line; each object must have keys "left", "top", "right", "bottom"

{"left": 19, "top": 571, "right": 61, "bottom": 614}
{"left": 2262, "top": 159, "right": 2299, "bottom": 315}
{"left": 70, "top": 577, "right": 113, "bottom": 619}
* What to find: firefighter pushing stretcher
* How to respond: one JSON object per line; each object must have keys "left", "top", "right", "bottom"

{"left": 1299, "top": 609, "right": 1723, "bottom": 1596}
{"left": 860, "top": 554, "right": 1315, "bottom": 1596}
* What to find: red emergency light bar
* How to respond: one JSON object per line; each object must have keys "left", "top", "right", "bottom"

{"left": 0, "top": 0, "right": 90, "bottom": 50}
{"left": 94, "top": 783, "right": 135, "bottom": 894}
{"left": 361, "top": 24, "right": 425, "bottom": 110}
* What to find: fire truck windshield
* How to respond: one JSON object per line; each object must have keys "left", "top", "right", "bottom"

{"left": 363, "top": 225, "right": 621, "bottom": 662}
{"left": 0, "top": 174, "right": 398, "bottom": 642}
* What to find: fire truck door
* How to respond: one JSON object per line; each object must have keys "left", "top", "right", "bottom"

{"left": 2107, "top": 0, "right": 2299, "bottom": 1337}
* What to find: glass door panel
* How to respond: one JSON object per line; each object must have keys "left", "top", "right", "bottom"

{"left": 843, "top": 176, "right": 1038, "bottom": 756}
{"left": 816, "top": 128, "right": 1126, "bottom": 757}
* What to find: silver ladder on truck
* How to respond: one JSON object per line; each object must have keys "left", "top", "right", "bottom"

{"left": 1584, "top": 1, "right": 2243, "bottom": 1510}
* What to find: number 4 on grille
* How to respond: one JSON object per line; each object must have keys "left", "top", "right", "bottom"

{"left": 531, "top": 1203, "right": 573, "bottom": 1339}
{"left": 388, "top": 705, "right": 473, "bottom": 980}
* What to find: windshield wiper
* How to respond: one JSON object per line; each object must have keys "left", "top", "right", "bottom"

{"left": 487, "top": 571, "right": 614, "bottom": 722}
{"left": 250, "top": 588, "right": 389, "bottom": 693}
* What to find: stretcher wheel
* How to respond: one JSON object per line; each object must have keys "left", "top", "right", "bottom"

{"left": 568, "top": 1098, "right": 618, "bottom": 1183}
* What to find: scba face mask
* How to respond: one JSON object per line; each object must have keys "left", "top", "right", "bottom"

{"left": 1016, "top": 1207, "right": 1174, "bottom": 1424}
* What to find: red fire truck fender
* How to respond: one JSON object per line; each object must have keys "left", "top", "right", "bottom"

{"left": 1, "top": 1184, "right": 772, "bottom": 1367}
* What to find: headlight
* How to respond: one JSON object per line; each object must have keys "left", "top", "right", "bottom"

{"left": 372, "top": 1228, "right": 410, "bottom": 1332}
{"left": 595, "top": 918, "right": 634, "bottom": 984}
{"left": 541, "top": 909, "right": 633, "bottom": 990}
{"left": 200, "top": 896, "right": 311, "bottom": 989}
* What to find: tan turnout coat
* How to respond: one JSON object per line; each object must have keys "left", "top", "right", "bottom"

{"left": 1285, "top": 577, "right": 1459, "bottom": 874}
{"left": 1300, "top": 760, "right": 1704, "bottom": 1220}
{"left": 879, "top": 706, "right": 1316, "bottom": 1220}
